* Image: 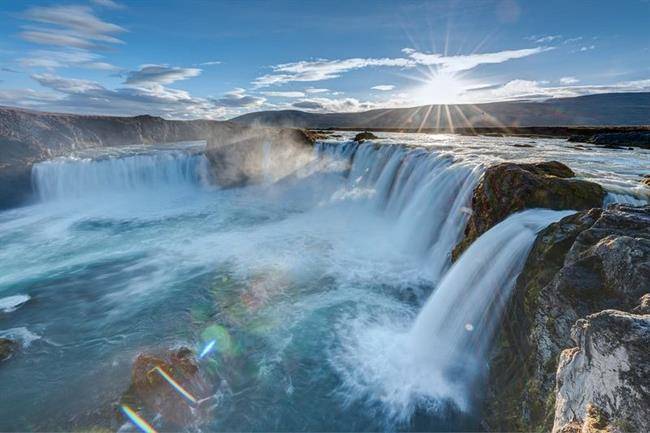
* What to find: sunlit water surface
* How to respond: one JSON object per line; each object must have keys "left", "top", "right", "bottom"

{"left": 0, "top": 135, "right": 647, "bottom": 431}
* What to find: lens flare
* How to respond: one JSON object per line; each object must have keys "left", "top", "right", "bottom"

{"left": 151, "top": 366, "right": 198, "bottom": 405}
{"left": 199, "top": 339, "right": 217, "bottom": 359}
{"left": 120, "top": 404, "right": 157, "bottom": 433}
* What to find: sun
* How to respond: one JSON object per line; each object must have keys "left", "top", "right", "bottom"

{"left": 413, "top": 69, "right": 469, "bottom": 105}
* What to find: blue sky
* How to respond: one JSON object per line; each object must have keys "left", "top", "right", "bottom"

{"left": 0, "top": 0, "right": 649, "bottom": 119}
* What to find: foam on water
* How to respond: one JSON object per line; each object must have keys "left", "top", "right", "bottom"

{"left": 0, "top": 294, "right": 30, "bottom": 313}
{"left": 0, "top": 135, "right": 646, "bottom": 430}
{"left": 331, "top": 209, "right": 574, "bottom": 422}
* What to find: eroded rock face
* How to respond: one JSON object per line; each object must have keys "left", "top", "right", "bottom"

{"left": 553, "top": 310, "right": 650, "bottom": 433}
{"left": 119, "top": 347, "right": 211, "bottom": 428}
{"left": 484, "top": 205, "right": 650, "bottom": 431}
{"left": 453, "top": 161, "right": 605, "bottom": 259}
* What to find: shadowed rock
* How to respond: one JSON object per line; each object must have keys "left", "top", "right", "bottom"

{"left": 452, "top": 161, "right": 605, "bottom": 260}
{"left": 0, "top": 338, "right": 18, "bottom": 363}
{"left": 353, "top": 131, "right": 379, "bottom": 142}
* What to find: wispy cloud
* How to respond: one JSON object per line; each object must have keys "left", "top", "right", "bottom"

{"left": 304, "top": 87, "right": 329, "bottom": 94}
{"left": 124, "top": 65, "right": 201, "bottom": 85}
{"left": 291, "top": 97, "right": 379, "bottom": 112}
{"left": 19, "top": 49, "right": 120, "bottom": 71}
{"left": 371, "top": 84, "right": 395, "bottom": 91}
{"left": 211, "top": 88, "right": 266, "bottom": 108}
{"left": 90, "top": 0, "right": 125, "bottom": 9}
{"left": 253, "top": 46, "right": 551, "bottom": 87}
{"left": 23, "top": 72, "right": 225, "bottom": 119}
{"left": 20, "top": 5, "right": 126, "bottom": 50}
{"left": 199, "top": 60, "right": 221, "bottom": 66}
{"left": 559, "top": 76, "right": 579, "bottom": 85}
{"left": 526, "top": 34, "right": 562, "bottom": 43}
{"left": 261, "top": 91, "right": 306, "bottom": 98}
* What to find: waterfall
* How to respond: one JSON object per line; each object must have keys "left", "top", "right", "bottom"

{"left": 315, "top": 141, "right": 482, "bottom": 282}
{"left": 31, "top": 150, "right": 212, "bottom": 202}
{"left": 333, "top": 208, "right": 574, "bottom": 421}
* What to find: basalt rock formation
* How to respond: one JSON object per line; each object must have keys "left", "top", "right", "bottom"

{"left": 452, "top": 161, "right": 605, "bottom": 260}
{"left": 485, "top": 205, "right": 650, "bottom": 432}
{"left": 353, "top": 131, "right": 379, "bottom": 142}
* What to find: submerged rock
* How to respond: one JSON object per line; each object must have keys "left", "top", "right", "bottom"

{"left": 119, "top": 347, "right": 211, "bottom": 428}
{"left": 452, "top": 161, "right": 605, "bottom": 260}
{"left": 0, "top": 338, "right": 18, "bottom": 362}
{"left": 484, "top": 205, "right": 650, "bottom": 431}
{"left": 353, "top": 131, "right": 379, "bottom": 142}
{"left": 553, "top": 310, "right": 650, "bottom": 433}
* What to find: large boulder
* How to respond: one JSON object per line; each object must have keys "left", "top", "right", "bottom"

{"left": 353, "top": 131, "right": 379, "bottom": 142}
{"left": 453, "top": 161, "right": 605, "bottom": 259}
{"left": 484, "top": 205, "right": 650, "bottom": 431}
{"left": 553, "top": 310, "right": 650, "bottom": 433}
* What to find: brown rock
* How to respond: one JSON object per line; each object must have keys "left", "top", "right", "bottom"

{"left": 452, "top": 161, "right": 605, "bottom": 260}
{"left": 353, "top": 131, "right": 379, "bottom": 142}
{"left": 0, "top": 338, "right": 18, "bottom": 362}
{"left": 120, "top": 347, "right": 211, "bottom": 428}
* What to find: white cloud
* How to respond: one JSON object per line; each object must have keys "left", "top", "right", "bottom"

{"left": 526, "top": 34, "right": 562, "bottom": 43}
{"left": 405, "top": 46, "right": 553, "bottom": 73}
{"left": 90, "top": 0, "right": 125, "bottom": 9}
{"left": 19, "top": 49, "right": 120, "bottom": 71}
{"left": 20, "top": 5, "right": 126, "bottom": 49}
{"left": 19, "top": 72, "right": 226, "bottom": 119}
{"left": 292, "top": 97, "right": 379, "bottom": 112}
{"left": 199, "top": 61, "right": 221, "bottom": 66}
{"left": 124, "top": 65, "right": 201, "bottom": 85}
{"left": 212, "top": 88, "right": 266, "bottom": 108}
{"left": 254, "top": 47, "right": 551, "bottom": 87}
{"left": 559, "top": 76, "right": 579, "bottom": 85}
{"left": 578, "top": 45, "right": 596, "bottom": 52}
{"left": 371, "top": 84, "right": 395, "bottom": 91}
{"left": 466, "top": 78, "right": 650, "bottom": 102}
{"left": 304, "top": 87, "right": 329, "bottom": 94}
{"left": 261, "top": 91, "right": 306, "bottom": 98}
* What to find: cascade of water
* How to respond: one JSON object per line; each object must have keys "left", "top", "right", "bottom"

{"left": 31, "top": 150, "right": 211, "bottom": 202}
{"left": 333, "top": 209, "right": 574, "bottom": 421}
{"left": 315, "top": 141, "right": 481, "bottom": 281}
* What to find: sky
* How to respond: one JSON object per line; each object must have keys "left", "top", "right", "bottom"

{"left": 0, "top": 0, "right": 649, "bottom": 119}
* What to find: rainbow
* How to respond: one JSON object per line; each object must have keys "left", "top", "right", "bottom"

{"left": 151, "top": 366, "right": 198, "bottom": 405}
{"left": 120, "top": 404, "right": 157, "bottom": 433}
{"left": 199, "top": 339, "right": 216, "bottom": 359}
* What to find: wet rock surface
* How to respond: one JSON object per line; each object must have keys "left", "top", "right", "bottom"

{"left": 484, "top": 205, "right": 650, "bottom": 432}
{"left": 453, "top": 161, "right": 605, "bottom": 260}
{"left": 0, "top": 338, "right": 18, "bottom": 362}
{"left": 119, "top": 347, "right": 212, "bottom": 428}
{"left": 353, "top": 131, "right": 379, "bottom": 142}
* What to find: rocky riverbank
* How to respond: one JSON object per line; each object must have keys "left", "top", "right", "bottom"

{"left": 453, "top": 161, "right": 649, "bottom": 432}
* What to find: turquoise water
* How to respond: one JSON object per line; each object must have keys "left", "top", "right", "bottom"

{"left": 0, "top": 143, "right": 478, "bottom": 431}
{"left": 1, "top": 137, "right": 645, "bottom": 432}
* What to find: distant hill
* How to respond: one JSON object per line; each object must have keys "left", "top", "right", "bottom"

{"left": 232, "top": 93, "right": 650, "bottom": 129}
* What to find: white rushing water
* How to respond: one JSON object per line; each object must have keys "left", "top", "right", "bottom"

{"left": 333, "top": 209, "right": 574, "bottom": 421}
{"left": 31, "top": 149, "right": 212, "bottom": 202}
{"left": 1, "top": 134, "right": 647, "bottom": 430}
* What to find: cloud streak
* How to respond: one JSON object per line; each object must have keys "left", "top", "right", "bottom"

{"left": 124, "top": 65, "right": 202, "bottom": 85}
{"left": 253, "top": 46, "right": 551, "bottom": 87}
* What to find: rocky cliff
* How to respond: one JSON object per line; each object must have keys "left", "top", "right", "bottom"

{"left": 484, "top": 205, "right": 650, "bottom": 432}
{"left": 0, "top": 107, "right": 313, "bottom": 208}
